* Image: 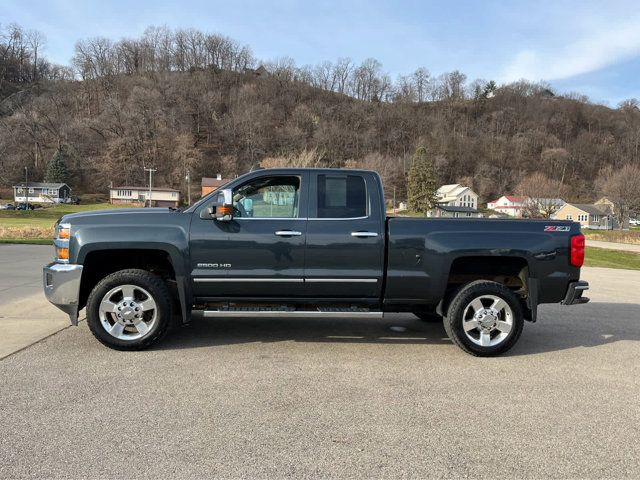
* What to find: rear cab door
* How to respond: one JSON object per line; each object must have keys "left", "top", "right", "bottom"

{"left": 304, "top": 170, "right": 385, "bottom": 299}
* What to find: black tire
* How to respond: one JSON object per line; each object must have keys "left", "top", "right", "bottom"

{"left": 413, "top": 310, "right": 443, "bottom": 322}
{"left": 86, "top": 269, "right": 172, "bottom": 350}
{"left": 443, "top": 280, "right": 524, "bottom": 357}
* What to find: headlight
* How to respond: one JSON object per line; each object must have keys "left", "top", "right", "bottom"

{"left": 55, "top": 223, "right": 71, "bottom": 263}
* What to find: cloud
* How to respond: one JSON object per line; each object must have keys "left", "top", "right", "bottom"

{"left": 501, "top": 17, "right": 640, "bottom": 82}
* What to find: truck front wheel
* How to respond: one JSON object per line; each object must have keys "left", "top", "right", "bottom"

{"left": 86, "top": 269, "right": 172, "bottom": 350}
{"left": 444, "top": 280, "right": 524, "bottom": 357}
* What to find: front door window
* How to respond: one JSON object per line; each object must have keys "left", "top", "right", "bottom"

{"left": 233, "top": 176, "right": 300, "bottom": 218}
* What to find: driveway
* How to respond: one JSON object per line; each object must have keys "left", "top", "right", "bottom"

{"left": 0, "top": 247, "right": 639, "bottom": 478}
{"left": 0, "top": 244, "right": 70, "bottom": 359}
{"left": 587, "top": 239, "right": 640, "bottom": 253}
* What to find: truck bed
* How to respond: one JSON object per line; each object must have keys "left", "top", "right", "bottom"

{"left": 384, "top": 217, "right": 581, "bottom": 306}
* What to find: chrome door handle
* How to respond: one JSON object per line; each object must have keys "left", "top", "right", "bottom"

{"left": 275, "top": 230, "right": 302, "bottom": 236}
{"left": 351, "top": 231, "right": 378, "bottom": 238}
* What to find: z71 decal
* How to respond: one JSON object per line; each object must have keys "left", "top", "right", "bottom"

{"left": 544, "top": 226, "right": 571, "bottom": 232}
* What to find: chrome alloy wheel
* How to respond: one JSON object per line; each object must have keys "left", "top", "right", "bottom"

{"left": 462, "top": 294, "right": 513, "bottom": 347}
{"left": 98, "top": 284, "right": 158, "bottom": 341}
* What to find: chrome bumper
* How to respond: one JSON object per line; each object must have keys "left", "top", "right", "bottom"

{"left": 43, "top": 262, "right": 83, "bottom": 325}
{"left": 561, "top": 280, "right": 590, "bottom": 305}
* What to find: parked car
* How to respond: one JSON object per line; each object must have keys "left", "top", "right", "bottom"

{"left": 0, "top": 203, "right": 15, "bottom": 210}
{"left": 43, "top": 168, "right": 589, "bottom": 356}
{"left": 630, "top": 218, "right": 639, "bottom": 226}
{"left": 16, "top": 203, "right": 34, "bottom": 210}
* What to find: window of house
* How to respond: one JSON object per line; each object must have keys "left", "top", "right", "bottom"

{"left": 232, "top": 175, "right": 300, "bottom": 218}
{"left": 567, "top": 214, "right": 573, "bottom": 220}
{"left": 48, "top": 189, "right": 58, "bottom": 196}
{"left": 28, "top": 188, "right": 34, "bottom": 194}
{"left": 17, "top": 187, "right": 23, "bottom": 193}
{"left": 316, "top": 174, "right": 366, "bottom": 218}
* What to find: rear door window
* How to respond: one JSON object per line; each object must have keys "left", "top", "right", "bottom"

{"left": 316, "top": 174, "right": 367, "bottom": 218}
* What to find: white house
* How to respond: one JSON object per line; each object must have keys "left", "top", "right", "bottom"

{"left": 13, "top": 182, "right": 71, "bottom": 203}
{"left": 487, "top": 195, "right": 526, "bottom": 217}
{"left": 435, "top": 184, "right": 479, "bottom": 209}
{"left": 110, "top": 186, "right": 180, "bottom": 208}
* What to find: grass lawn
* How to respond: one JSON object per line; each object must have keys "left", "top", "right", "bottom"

{"left": 584, "top": 247, "right": 640, "bottom": 270}
{"left": 0, "top": 202, "right": 134, "bottom": 241}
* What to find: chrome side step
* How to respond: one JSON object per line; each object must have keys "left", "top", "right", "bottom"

{"left": 200, "top": 309, "right": 384, "bottom": 319}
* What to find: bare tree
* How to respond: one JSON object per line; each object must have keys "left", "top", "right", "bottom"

{"left": 412, "top": 67, "right": 430, "bottom": 102}
{"left": 516, "top": 173, "right": 568, "bottom": 218}
{"left": 601, "top": 164, "right": 640, "bottom": 228}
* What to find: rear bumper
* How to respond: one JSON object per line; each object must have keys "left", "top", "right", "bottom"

{"left": 43, "top": 262, "right": 83, "bottom": 325}
{"left": 561, "top": 280, "right": 590, "bottom": 305}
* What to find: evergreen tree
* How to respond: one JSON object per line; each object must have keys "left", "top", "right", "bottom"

{"left": 407, "top": 146, "right": 437, "bottom": 214}
{"left": 44, "top": 150, "right": 69, "bottom": 184}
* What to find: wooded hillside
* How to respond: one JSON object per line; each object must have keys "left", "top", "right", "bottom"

{"left": 2, "top": 23, "right": 639, "bottom": 203}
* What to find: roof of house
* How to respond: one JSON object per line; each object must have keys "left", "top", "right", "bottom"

{"left": 529, "top": 197, "right": 565, "bottom": 205}
{"left": 13, "top": 182, "right": 69, "bottom": 189}
{"left": 201, "top": 177, "right": 230, "bottom": 187}
{"left": 436, "top": 205, "right": 480, "bottom": 213}
{"left": 110, "top": 186, "right": 180, "bottom": 193}
{"left": 568, "top": 203, "right": 608, "bottom": 216}
{"left": 436, "top": 184, "right": 475, "bottom": 203}
{"left": 489, "top": 195, "right": 526, "bottom": 205}
{"left": 437, "top": 184, "right": 468, "bottom": 196}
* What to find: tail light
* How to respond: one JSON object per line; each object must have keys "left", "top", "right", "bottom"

{"left": 570, "top": 234, "right": 585, "bottom": 267}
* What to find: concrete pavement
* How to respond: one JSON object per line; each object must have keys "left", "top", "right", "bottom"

{"left": 587, "top": 239, "right": 640, "bottom": 253}
{"left": 0, "top": 244, "right": 54, "bottom": 304}
{"left": 0, "top": 258, "right": 639, "bottom": 478}
{"left": 0, "top": 244, "right": 70, "bottom": 359}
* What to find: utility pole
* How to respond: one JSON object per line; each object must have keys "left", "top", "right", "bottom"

{"left": 185, "top": 170, "right": 191, "bottom": 206}
{"left": 144, "top": 167, "right": 157, "bottom": 208}
{"left": 24, "top": 166, "right": 29, "bottom": 210}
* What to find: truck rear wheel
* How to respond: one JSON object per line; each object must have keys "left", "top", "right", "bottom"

{"left": 444, "top": 280, "right": 524, "bottom": 357}
{"left": 86, "top": 269, "right": 172, "bottom": 350}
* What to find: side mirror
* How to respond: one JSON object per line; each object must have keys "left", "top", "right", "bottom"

{"left": 212, "top": 189, "right": 234, "bottom": 221}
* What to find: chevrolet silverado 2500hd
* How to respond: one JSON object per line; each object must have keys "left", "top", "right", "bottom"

{"left": 43, "top": 168, "right": 589, "bottom": 356}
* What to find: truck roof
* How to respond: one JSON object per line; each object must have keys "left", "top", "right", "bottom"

{"left": 246, "top": 167, "right": 377, "bottom": 175}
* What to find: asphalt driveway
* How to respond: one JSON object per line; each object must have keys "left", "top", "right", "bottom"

{"left": 0, "top": 246, "right": 639, "bottom": 478}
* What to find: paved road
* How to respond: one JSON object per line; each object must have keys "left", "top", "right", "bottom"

{"left": 0, "top": 245, "right": 69, "bottom": 359}
{"left": 0, "top": 244, "right": 53, "bottom": 304}
{"left": 587, "top": 239, "right": 640, "bottom": 253}
{"left": 0, "top": 247, "right": 639, "bottom": 478}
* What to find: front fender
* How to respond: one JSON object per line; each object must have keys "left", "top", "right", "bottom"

{"left": 72, "top": 224, "right": 192, "bottom": 323}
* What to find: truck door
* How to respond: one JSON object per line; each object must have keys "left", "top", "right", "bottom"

{"left": 304, "top": 171, "right": 385, "bottom": 298}
{"left": 190, "top": 173, "right": 308, "bottom": 298}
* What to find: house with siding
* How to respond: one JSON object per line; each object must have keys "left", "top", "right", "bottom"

{"left": 487, "top": 195, "right": 526, "bottom": 217}
{"left": 431, "top": 184, "right": 481, "bottom": 218}
{"left": 13, "top": 182, "right": 71, "bottom": 203}
{"left": 553, "top": 203, "right": 614, "bottom": 229}
{"left": 435, "top": 184, "right": 479, "bottom": 209}
{"left": 109, "top": 187, "right": 181, "bottom": 208}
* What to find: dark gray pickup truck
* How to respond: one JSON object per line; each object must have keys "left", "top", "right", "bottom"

{"left": 43, "top": 168, "right": 589, "bottom": 356}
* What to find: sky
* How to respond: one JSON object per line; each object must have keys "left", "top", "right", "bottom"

{"left": 3, "top": 0, "right": 640, "bottom": 105}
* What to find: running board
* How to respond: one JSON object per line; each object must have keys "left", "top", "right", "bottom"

{"left": 200, "top": 308, "right": 384, "bottom": 319}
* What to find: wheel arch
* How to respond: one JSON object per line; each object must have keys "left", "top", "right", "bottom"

{"left": 78, "top": 247, "right": 191, "bottom": 323}
{"left": 438, "top": 255, "right": 535, "bottom": 321}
